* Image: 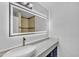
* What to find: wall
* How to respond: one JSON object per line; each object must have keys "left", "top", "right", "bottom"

{"left": 0, "top": 2, "right": 48, "bottom": 51}
{"left": 49, "top": 3, "right": 79, "bottom": 57}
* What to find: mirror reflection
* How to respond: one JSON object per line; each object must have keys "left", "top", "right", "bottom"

{"left": 12, "top": 6, "right": 47, "bottom": 34}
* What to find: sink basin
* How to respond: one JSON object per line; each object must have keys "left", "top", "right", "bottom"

{"left": 2, "top": 45, "right": 36, "bottom": 57}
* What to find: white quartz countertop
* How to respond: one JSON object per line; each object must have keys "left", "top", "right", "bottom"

{"left": 27, "top": 37, "right": 59, "bottom": 57}
{"left": 0, "top": 37, "right": 59, "bottom": 57}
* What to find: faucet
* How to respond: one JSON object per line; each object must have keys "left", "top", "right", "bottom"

{"left": 23, "top": 37, "right": 26, "bottom": 46}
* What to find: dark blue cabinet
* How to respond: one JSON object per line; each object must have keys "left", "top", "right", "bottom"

{"left": 46, "top": 47, "right": 57, "bottom": 57}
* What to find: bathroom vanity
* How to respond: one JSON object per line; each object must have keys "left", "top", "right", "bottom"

{"left": 0, "top": 37, "right": 58, "bottom": 57}
{"left": 0, "top": 2, "right": 59, "bottom": 57}
{"left": 31, "top": 37, "right": 59, "bottom": 57}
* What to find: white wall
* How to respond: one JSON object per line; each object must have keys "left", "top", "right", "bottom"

{"left": 0, "top": 2, "right": 48, "bottom": 51}
{"left": 49, "top": 3, "right": 79, "bottom": 57}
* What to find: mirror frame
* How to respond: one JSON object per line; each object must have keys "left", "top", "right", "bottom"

{"left": 9, "top": 3, "right": 48, "bottom": 37}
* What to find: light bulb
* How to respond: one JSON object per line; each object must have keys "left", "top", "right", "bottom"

{"left": 27, "top": 3, "right": 33, "bottom": 9}
{"left": 21, "top": 2, "right": 28, "bottom": 5}
{"left": 28, "top": 3, "right": 33, "bottom": 7}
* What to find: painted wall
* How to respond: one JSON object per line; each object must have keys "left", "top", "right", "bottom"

{"left": 49, "top": 3, "right": 79, "bottom": 57}
{"left": 0, "top": 3, "right": 48, "bottom": 51}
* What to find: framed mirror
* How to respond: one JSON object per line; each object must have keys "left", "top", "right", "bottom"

{"left": 9, "top": 3, "right": 48, "bottom": 37}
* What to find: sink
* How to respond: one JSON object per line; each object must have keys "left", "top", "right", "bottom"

{"left": 2, "top": 45, "right": 36, "bottom": 57}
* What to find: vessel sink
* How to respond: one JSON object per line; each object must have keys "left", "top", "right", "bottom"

{"left": 2, "top": 45, "right": 36, "bottom": 57}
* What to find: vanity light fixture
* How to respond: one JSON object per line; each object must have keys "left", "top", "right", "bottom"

{"left": 18, "top": 2, "right": 33, "bottom": 9}
{"left": 26, "top": 3, "right": 33, "bottom": 9}
{"left": 20, "top": 2, "right": 28, "bottom": 5}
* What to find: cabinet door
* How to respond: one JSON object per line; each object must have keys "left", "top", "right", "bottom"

{"left": 46, "top": 47, "right": 57, "bottom": 57}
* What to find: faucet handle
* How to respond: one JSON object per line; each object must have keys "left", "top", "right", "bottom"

{"left": 23, "top": 37, "right": 26, "bottom": 46}
{"left": 23, "top": 37, "right": 26, "bottom": 41}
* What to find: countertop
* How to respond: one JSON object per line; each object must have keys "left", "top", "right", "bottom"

{"left": 0, "top": 37, "right": 59, "bottom": 57}
{"left": 27, "top": 37, "right": 59, "bottom": 57}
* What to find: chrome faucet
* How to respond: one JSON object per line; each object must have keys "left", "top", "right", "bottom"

{"left": 23, "top": 37, "right": 26, "bottom": 46}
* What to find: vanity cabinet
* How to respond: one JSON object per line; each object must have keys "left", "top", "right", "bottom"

{"left": 46, "top": 47, "right": 57, "bottom": 57}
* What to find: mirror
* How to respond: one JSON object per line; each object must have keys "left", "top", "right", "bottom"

{"left": 9, "top": 3, "right": 48, "bottom": 36}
